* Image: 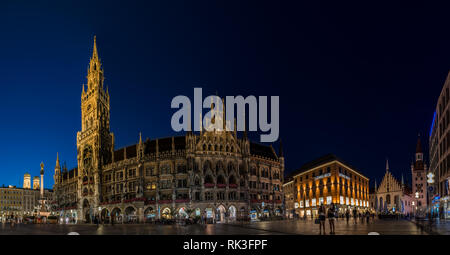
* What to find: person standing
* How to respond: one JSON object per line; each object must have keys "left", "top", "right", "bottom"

{"left": 352, "top": 208, "right": 358, "bottom": 224}
{"left": 328, "top": 203, "right": 336, "bottom": 234}
{"left": 345, "top": 208, "right": 350, "bottom": 224}
{"left": 318, "top": 203, "right": 326, "bottom": 235}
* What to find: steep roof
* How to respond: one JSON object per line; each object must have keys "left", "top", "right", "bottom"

{"left": 142, "top": 135, "right": 186, "bottom": 156}
{"left": 250, "top": 142, "right": 278, "bottom": 160}
{"left": 62, "top": 167, "right": 77, "bottom": 180}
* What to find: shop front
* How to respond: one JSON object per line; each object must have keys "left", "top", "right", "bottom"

{"left": 250, "top": 210, "right": 258, "bottom": 221}
{"left": 441, "top": 196, "right": 450, "bottom": 219}
{"left": 205, "top": 208, "right": 214, "bottom": 224}
{"left": 144, "top": 207, "right": 156, "bottom": 222}
{"left": 61, "top": 210, "right": 78, "bottom": 224}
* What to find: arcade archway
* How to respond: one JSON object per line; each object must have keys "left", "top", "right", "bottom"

{"left": 82, "top": 199, "right": 91, "bottom": 223}
{"left": 100, "top": 208, "right": 110, "bottom": 223}
{"left": 216, "top": 205, "right": 226, "bottom": 223}
{"left": 125, "top": 206, "right": 137, "bottom": 223}
{"left": 111, "top": 208, "right": 122, "bottom": 223}
{"left": 228, "top": 206, "right": 236, "bottom": 221}
{"left": 144, "top": 207, "right": 155, "bottom": 222}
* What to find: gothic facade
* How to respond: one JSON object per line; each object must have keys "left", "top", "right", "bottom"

{"left": 371, "top": 160, "right": 413, "bottom": 215}
{"left": 52, "top": 37, "right": 284, "bottom": 223}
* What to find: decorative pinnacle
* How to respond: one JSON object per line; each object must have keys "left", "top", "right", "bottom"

{"left": 92, "top": 35, "right": 98, "bottom": 60}
{"left": 56, "top": 152, "right": 60, "bottom": 168}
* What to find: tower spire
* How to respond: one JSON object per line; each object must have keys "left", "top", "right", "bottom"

{"left": 92, "top": 35, "right": 98, "bottom": 60}
{"left": 416, "top": 133, "right": 423, "bottom": 154}
{"left": 55, "top": 152, "right": 60, "bottom": 168}
{"left": 87, "top": 35, "right": 103, "bottom": 91}
{"left": 386, "top": 158, "right": 389, "bottom": 172}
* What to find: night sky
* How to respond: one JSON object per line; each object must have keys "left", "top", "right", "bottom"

{"left": 1, "top": 1, "right": 449, "bottom": 189}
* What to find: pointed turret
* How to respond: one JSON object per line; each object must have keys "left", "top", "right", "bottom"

{"left": 386, "top": 158, "right": 389, "bottom": 172}
{"left": 416, "top": 134, "right": 423, "bottom": 154}
{"left": 414, "top": 134, "right": 425, "bottom": 170}
{"left": 87, "top": 35, "right": 104, "bottom": 91}
{"left": 55, "top": 152, "right": 60, "bottom": 169}
{"left": 401, "top": 174, "right": 404, "bottom": 186}
{"left": 92, "top": 35, "right": 99, "bottom": 60}
{"left": 54, "top": 153, "right": 61, "bottom": 184}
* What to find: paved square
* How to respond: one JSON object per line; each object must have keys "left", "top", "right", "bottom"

{"left": 0, "top": 218, "right": 436, "bottom": 235}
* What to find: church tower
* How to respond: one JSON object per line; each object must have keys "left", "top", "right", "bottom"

{"left": 411, "top": 134, "right": 427, "bottom": 212}
{"left": 23, "top": 173, "right": 31, "bottom": 189}
{"left": 76, "top": 36, "right": 114, "bottom": 212}
{"left": 54, "top": 152, "right": 61, "bottom": 185}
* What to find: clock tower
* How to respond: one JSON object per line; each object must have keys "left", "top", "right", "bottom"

{"left": 77, "top": 36, "right": 114, "bottom": 219}
{"left": 411, "top": 134, "right": 428, "bottom": 214}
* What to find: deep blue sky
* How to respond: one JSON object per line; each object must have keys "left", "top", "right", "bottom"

{"left": 0, "top": 1, "right": 449, "bottom": 189}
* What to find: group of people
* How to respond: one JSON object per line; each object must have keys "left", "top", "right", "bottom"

{"left": 317, "top": 203, "right": 375, "bottom": 235}
{"left": 317, "top": 202, "right": 336, "bottom": 234}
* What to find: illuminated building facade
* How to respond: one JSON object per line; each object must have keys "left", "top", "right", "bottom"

{"left": 33, "top": 176, "right": 40, "bottom": 190}
{"left": 429, "top": 71, "right": 450, "bottom": 219}
{"left": 52, "top": 37, "right": 284, "bottom": 223}
{"left": 0, "top": 171, "right": 53, "bottom": 222}
{"left": 0, "top": 186, "right": 24, "bottom": 222}
{"left": 372, "top": 159, "right": 413, "bottom": 215}
{"left": 284, "top": 154, "right": 369, "bottom": 218}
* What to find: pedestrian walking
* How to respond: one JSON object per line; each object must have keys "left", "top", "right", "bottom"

{"left": 328, "top": 203, "right": 336, "bottom": 234}
{"left": 352, "top": 208, "right": 357, "bottom": 224}
{"left": 365, "top": 210, "right": 370, "bottom": 224}
{"left": 318, "top": 203, "right": 326, "bottom": 235}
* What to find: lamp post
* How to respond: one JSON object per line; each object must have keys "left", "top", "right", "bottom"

{"left": 427, "top": 172, "right": 435, "bottom": 220}
{"left": 415, "top": 192, "right": 419, "bottom": 218}
{"left": 272, "top": 186, "right": 275, "bottom": 218}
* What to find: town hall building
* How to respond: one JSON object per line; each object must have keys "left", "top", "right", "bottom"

{"left": 52, "top": 37, "right": 284, "bottom": 223}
